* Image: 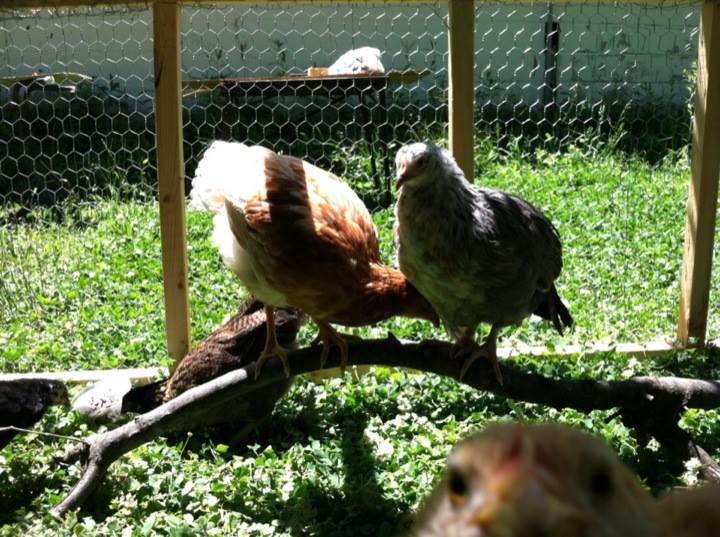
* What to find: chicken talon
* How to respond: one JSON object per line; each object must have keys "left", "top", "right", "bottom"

{"left": 254, "top": 305, "right": 292, "bottom": 380}
{"left": 319, "top": 343, "right": 330, "bottom": 370}
{"left": 337, "top": 338, "right": 349, "bottom": 375}
{"left": 254, "top": 345, "right": 290, "bottom": 380}
{"left": 449, "top": 343, "right": 464, "bottom": 361}
{"left": 458, "top": 354, "right": 477, "bottom": 380}
{"left": 458, "top": 350, "right": 503, "bottom": 386}
{"left": 315, "top": 320, "right": 350, "bottom": 374}
{"left": 453, "top": 326, "right": 503, "bottom": 385}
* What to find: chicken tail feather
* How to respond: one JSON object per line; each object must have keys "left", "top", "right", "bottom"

{"left": 121, "top": 380, "right": 167, "bottom": 414}
{"left": 534, "top": 285, "right": 573, "bottom": 335}
{"left": 190, "top": 140, "right": 260, "bottom": 213}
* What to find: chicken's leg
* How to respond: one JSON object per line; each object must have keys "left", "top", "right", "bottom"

{"left": 254, "top": 305, "right": 290, "bottom": 379}
{"left": 314, "top": 320, "right": 350, "bottom": 374}
{"left": 451, "top": 325, "right": 503, "bottom": 385}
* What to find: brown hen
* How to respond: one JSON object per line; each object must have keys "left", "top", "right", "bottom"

{"left": 411, "top": 423, "right": 660, "bottom": 537}
{"left": 191, "top": 141, "right": 437, "bottom": 377}
{"left": 121, "top": 295, "right": 302, "bottom": 441}
{"left": 122, "top": 294, "right": 303, "bottom": 414}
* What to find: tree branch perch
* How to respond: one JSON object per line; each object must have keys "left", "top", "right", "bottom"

{"left": 51, "top": 336, "right": 720, "bottom": 516}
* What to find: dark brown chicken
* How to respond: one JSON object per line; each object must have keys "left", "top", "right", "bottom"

{"left": 190, "top": 141, "right": 438, "bottom": 378}
{"left": 0, "top": 379, "right": 69, "bottom": 449}
{"left": 411, "top": 423, "right": 659, "bottom": 537}
{"left": 122, "top": 295, "right": 303, "bottom": 430}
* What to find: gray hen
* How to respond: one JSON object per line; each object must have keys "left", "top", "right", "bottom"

{"left": 394, "top": 142, "right": 572, "bottom": 383}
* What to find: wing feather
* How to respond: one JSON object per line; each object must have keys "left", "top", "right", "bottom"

{"left": 203, "top": 145, "right": 380, "bottom": 316}
{"left": 464, "top": 187, "right": 562, "bottom": 289}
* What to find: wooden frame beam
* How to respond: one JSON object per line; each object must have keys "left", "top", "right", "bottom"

{"left": 0, "top": 367, "right": 167, "bottom": 385}
{"left": 448, "top": 0, "right": 475, "bottom": 181}
{"left": 1, "top": 340, "right": 682, "bottom": 385}
{"left": 678, "top": 0, "right": 720, "bottom": 347}
{"left": 0, "top": 0, "right": 701, "bottom": 8}
{"left": 153, "top": 0, "right": 190, "bottom": 369}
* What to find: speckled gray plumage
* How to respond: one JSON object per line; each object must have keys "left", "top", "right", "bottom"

{"left": 394, "top": 143, "right": 571, "bottom": 339}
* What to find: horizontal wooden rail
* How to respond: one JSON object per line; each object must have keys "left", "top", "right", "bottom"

{"left": 0, "top": 367, "right": 167, "bottom": 385}
{"left": 0, "top": 340, "right": 686, "bottom": 385}
{"left": 0, "top": 0, "right": 704, "bottom": 9}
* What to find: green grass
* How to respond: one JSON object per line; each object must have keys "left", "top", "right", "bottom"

{"left": 2, "top": 141, "right": 720, "bottom": 535}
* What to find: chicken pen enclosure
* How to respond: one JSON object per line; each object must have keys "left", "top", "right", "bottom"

{"left": 3, "top": 0, "right": 720, "bottom": 532}
{"left": 0, "top": 0, "right": 716, "bottom": 380}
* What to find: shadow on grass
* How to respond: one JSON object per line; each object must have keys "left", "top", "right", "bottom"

{"left": 0, "top": 447, "right": 67, "bottom": 525}
{"left": 278, "top": 409, "right": 412, "bottom": 537}
{"left": 72, "top": 385, "right": 414, "bottom": 533}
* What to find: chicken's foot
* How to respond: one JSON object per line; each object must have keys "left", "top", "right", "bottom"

{"left": 451, "top": 325, "right": 503, "bottom": 385}
{"left": 254, "top": 305, "right": 290, "bottom": 379}
{"left": 313, "top": 320, "right": 350, "bottom": 374}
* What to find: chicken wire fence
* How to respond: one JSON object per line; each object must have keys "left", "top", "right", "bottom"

{"left": 0, "top": 1, "right": 702, "bottom": 371}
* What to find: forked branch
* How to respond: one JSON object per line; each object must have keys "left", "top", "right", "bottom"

{"left": 51, "top": 336, "right": 720, "bottom": 516}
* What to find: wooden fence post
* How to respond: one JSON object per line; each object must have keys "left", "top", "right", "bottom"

{"left": 448, "top": 0, "right": 475, "bottom": 182}
{"left": 678, "top": 0, "right": 720, "bottom": 347}
{"left": 153, "top": 0, "right": 191, "bottom": 370}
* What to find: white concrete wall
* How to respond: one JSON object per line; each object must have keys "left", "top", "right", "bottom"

{"left": 0, "top": 3, "right": 699, "bottom": 105}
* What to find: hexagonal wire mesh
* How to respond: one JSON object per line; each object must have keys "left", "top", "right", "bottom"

{"left": 181, "top": 2, "right": 449, "bottom": 207}
{"left": 0, "top": 2, "right": 703, "bottom": 373}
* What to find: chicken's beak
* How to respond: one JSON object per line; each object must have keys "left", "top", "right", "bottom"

{"left": 471, "top": 439, "right": 591, "bottom": 535}
{"left": 395, "top": 160, "right": 410, "bottom": 189}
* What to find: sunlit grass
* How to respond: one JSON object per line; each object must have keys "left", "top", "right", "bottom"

{"left": 2, "top": 141, "right": 719, "bottom": 536}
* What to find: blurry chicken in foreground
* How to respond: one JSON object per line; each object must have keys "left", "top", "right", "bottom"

{"left": 411, "top": 423, "right": 659, "bottom": 537}
{"left": 655, "top": 483, "right": 720, "bottom": 537}
{"left": 0, "top": 379, "right": 69, "bottom": 449}
{"left": 191, "top": 141, "right": 438, "bottom": 378}
{"left": 121, "top": 295, "right": 303, "bottom": 437}
{"left": 394, "top": 142, "right": 572, "bottom": 384}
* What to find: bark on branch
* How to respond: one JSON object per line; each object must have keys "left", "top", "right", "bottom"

{"left": 51, "top": 336, "right": 720, "bottom": 517}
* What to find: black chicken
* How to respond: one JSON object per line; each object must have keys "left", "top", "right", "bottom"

{"left": 0, "top": 378, "right": 69, "bottom": 449}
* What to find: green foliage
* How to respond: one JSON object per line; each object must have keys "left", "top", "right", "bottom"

{"left": 1, "top": 140, "right": 719, "bottom": 535}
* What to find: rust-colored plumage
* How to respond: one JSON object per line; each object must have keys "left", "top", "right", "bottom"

{"left": 191, "top": 141, "right": 438, "bottom": 377}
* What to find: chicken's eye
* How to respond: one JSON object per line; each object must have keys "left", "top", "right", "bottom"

{"left": 416, "top": 155, "right": 428, "bottom": 167}
{"left": 588, "top": 468, "right": 613, "bottom": 497}
{"left": 447, "top": 469, "right": 469, "bottom": 505}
